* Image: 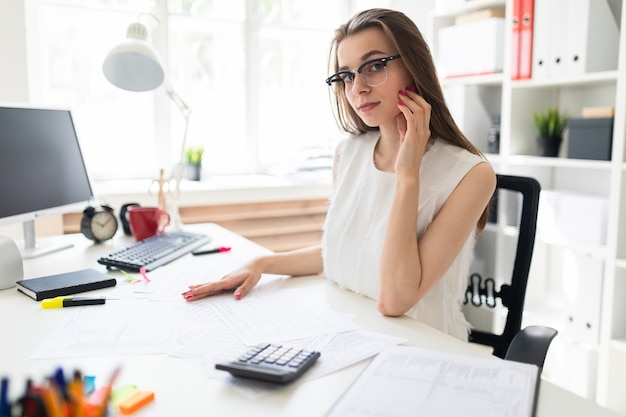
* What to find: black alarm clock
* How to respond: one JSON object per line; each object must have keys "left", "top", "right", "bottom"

{"left": 80, "top": 204, "right": 118, "bottom": 242}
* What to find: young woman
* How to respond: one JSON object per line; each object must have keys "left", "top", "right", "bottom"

{"left": 182, "top": 8, "right": 496, "bottom": 341}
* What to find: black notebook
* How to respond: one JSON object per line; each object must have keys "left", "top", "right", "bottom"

{"left": 16, "top": 268, "right": 117, "bottom": 301}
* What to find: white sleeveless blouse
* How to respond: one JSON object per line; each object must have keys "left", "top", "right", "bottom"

{"left": 321, "top": 131, "right": 487, "bottom": 341}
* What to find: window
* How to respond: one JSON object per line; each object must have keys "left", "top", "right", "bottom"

{"left": 34, "top": 0, "right": 347, "bottom": 181}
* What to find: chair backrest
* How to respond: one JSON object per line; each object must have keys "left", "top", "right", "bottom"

{"left": 505, "top": 325, "right": 558, "bottom": 370}
{"left": 506, "top": 325, "right": 558, "bottom": 417}
{"left": 464, "top": 174, "right": 541, "bottom": 358}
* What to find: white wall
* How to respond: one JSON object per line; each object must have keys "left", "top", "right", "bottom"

{"left": 0, "top": 2, "right": 29, "bottom": 240}
{"left": 349, "top": 0, "right": 436, "bottom": 43}
{"left": 0, "top": 1, "right": 29, "bottom": 102}
{"left": 390, "top": 0, "right": 436, "bottom": 45}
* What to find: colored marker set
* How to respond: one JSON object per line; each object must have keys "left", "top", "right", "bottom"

{"left": 0, "top": 367, "right": 153, "bottom": 417}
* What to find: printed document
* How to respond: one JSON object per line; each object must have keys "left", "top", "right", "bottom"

{"left": 325, "top": 345, "right": 538, "bottom": 417}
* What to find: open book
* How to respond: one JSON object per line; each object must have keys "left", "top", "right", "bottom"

{"left": 325, "top": 345, "right": 538, "bottom": 417}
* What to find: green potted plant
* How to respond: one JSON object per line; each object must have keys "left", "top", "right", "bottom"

{"left": 533, "top": 107, "right": 568, "bottom": 157}
{"left": 184, "top": 146, "right": 204, "bottom": 181}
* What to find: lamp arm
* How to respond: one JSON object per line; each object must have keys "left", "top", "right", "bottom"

{"left": 165, "top": 92, "right": 189, "bottom": 231}
{"left": 164, "top": 84, "right": 191, "bottom": 120}
{"left": 163, "top": 83, "right": 191, "bottom": 165}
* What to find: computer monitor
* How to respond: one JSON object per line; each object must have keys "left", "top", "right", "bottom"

{"left": 0, "top": 104, "right": 95, "bottom": 258}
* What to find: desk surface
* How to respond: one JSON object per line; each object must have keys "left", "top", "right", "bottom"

{"left": 0, "top": 223, "right": 620, "bottom": 417}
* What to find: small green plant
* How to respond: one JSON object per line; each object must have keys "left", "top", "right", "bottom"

{"left": 185, "top": 146, "right": 204, "bottom": 166}
{"left": 533, "top": 107, "right": 568, "bottom": 138}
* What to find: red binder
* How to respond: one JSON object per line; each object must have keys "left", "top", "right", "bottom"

{"left": 511, "top": 0, "right": 522, "bottom": 80}
{"left": 519, "top": 0, "right": 535, "bottom": 79}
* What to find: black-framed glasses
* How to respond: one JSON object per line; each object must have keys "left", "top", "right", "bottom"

{"left": 325, "top": 54, "right": 401, "bottom": 94}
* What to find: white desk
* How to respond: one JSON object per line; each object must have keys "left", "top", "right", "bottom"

{"left": 0, "top": 223, "right": 620, "bottom": 417}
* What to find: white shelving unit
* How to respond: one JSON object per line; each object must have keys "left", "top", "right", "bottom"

{"left": 431, "top": 0, "right": 626, "bottom": 412}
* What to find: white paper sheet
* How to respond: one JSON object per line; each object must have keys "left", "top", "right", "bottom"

{"left": 300, "top": 329, "right": 407, "bottom": 381}
{"left": 324, "top": 345, "right": 538, "bottom": 417}
{"left": 208, "top": 288, "right": 360, "bottom": 345}
{"left": 31, "top": 299, "right": 185, "bottom": 359}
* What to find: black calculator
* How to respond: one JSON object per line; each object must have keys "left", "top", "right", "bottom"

{"left": 215, "top": 342, "right": 321, "bottom": 384}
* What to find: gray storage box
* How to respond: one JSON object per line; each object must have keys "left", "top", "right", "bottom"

{"left": 567, "top": 117, "right": 614, "bottom": 161}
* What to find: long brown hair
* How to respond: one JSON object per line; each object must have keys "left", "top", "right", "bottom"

{"left": 328, "top": 8, "right": 489, "bottom": 232}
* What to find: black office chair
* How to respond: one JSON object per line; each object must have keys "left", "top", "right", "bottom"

{"left": 464, "top": 174, "right": 557, "bottom": 364}
{"left": 506, "top": 325, "right": 558, "bottom": 417}
{"left": 505, "top": 325, "right": 558, "bottom": 370}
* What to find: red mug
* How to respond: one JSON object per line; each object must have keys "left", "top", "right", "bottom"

{"left": 127, "top": 206, "right": 171, "bottom": 241}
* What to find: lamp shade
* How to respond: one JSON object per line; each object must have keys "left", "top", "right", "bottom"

{"left": 102, "top": 22, "right": 165, "bottom": 92}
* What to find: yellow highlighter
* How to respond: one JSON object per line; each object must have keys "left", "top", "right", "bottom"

{"left": 41, "top": 296, "right": 106, "bottom": 308}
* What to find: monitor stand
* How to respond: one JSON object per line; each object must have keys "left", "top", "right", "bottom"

{"left": 0, "top": 235, "right": 23, "bottom": 290}
{"left": 20, "top": 220, "right": 73, "bottom": 259}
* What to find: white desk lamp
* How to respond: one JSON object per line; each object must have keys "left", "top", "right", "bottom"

{"left": 102, "top": 22, "right": 189, "bottom": 229}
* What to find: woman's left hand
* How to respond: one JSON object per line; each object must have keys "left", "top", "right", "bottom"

{"left": 395, "top": 87, "right": 432, "bottom": 178}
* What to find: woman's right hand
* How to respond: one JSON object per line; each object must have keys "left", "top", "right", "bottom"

{"left": 182, "top": 257, "right": 265, "bottom": 301}
{"left": 395, "top": 87, "right": 432, "bottom": 179}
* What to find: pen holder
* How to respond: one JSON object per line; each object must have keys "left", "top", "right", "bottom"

{"left": 0, "top": 236, "right": 23, "bottom": 290}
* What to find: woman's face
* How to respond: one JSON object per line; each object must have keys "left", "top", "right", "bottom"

{"left": 336, "top": 27, "right": 412, "bottom": 128}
